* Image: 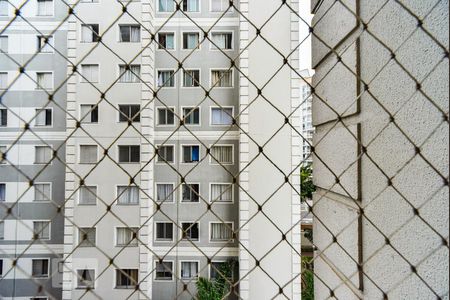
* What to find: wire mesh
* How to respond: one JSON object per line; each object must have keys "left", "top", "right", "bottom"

{"left": 0, "top": 0, "right": 448, "bottom": 299}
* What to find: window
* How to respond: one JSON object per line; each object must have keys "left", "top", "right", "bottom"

{"left": 210, "top": 262, "right": 232, "bottom": 280}
{"left": 157, "top": 107, "right": 175, "bottom": 125}
{"left": 81, "top": 64, "right": 99, "bottom": 83}
{"left": 0, "top": 146, "right": 6, "bottom": 164}
{"left": 181, "top": 184, "right": 199, "bottom": 203}
{"left": 156, "top": 184, "right": 174, "bottom": 202}
{"left": 36, "top": 72, "right": 52, "bottom": 90}
{"left": 210, "top": 222, "right": 233, "bottom": 241}
{"left": 118, "top": 105, "right": 140, "bottom": 123}
{"left": 0, "top": 72, "right": 7, "bottom": 89}
{"left": 116, "top": 227, "right": 138, "bottom": 246}
{"left": 0, "top": 36, "right": 8, "bottom": 53}
{"left": 182, "top": 145, "right": 200, "bottom": 163}
{"left": 79, "top": 186, "right": 97, "bottom": 205}
{"left": 0, "top": 0, "right": 8, "bottom": 16}
{"left": 81, "top": 24, "right": 99, "bottom": 42}
{"left": 37, "top": 35, "right": 53, "bottom": 53}
{"left": 182, "top": 107, "right": 200, "bottom": 125}
{"left": 182, "top": 0, "right": 199, "bottom": 12}
{"left": 155, "top": 222, "right": 173, "bottom": 241}
{"left": 0, "top": 183, "right": 5, "bottom": 201}
{"left": 158, "top": 0, "right": 175, "bottom": 12}
{"left": 211, "top": 32, "right": 232, "bottom": 50}
{"left": 0, "top": 259, "right": 3, "bottom": 276}
{"left": 35, "top": 108, "right": 52, "bottom": 126}
{"left": 77, "top": 269, "right": 95, "bottom": 289}
{"left": 80, "top": 104, "right": 99, "bottom": 123}
{"left": 157, "top": 70, "right": 175, "bottom": 87}
{"left": 155, "top": 261, "right": 173, "bottom": 280}
{"left": 78, "top": 227, "right": 96, "bottom": 247}
{"left": 117, "top": 186, "right": 139, "bottom": 205}
{"left": 210, "top": 145, "right": 233, "bottom": 164}
{"left": 119, "top": 25, "right": 140, "bottom": 42}
{"left": 182, "top": 32, "right": 200, "bottom": 49}
{"left": 210, "top": 183, "right": 233, "bottom": 203}
{"left": 0, "top": 108, "right": 6, "bottom": 126}
{"left": 79, "top": 145, "right": 98, "bottom": 164}
{"left": 180, "top": 261, "right": 199, "bottom": 279}
{"left": 157, "top": 145, "right": 174, "bottom": 163}
{"left": 211, "top": 70, "right": 232, "bottom": 87}
{"left": 33, "top": 221, "right": 50, "bottom": 240}
{"left": 182, "top": 222, "right": 199, "bottom": 240}
{"left": 157, "top": 32, "right": 174, "bottom": 50}
{"left": 115, "top": 269, "right": 138, "bottom": 289}
{"left": 37, "top": 0, "right": 52, "bottom": 16}
{"left": 211, "top": 107, "right": 233, "bottom": 125}
{"left": 119, "top": 64, "right": 141, "bottom": 83}
{"left": 32, "top": 259, "right": 49, "bottom": 277}
{"left": 183, "top": 70, "right": 200, "bottom": 87}
{"left": 34, "top": 183, "right": 51, "bottom": 202}
{"left": 0, "top": 221, "right": 4, "bottom": 240}
{"left": 118, "top": 145, "right": 140, "bottom": 163}
{"left": 211, "top": 0, "right": 229, "bottom": 12}
{"left": 34, "top": 146, "right": 52, "bottom": 164}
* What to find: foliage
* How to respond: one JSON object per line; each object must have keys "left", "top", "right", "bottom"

{"left": 195, "top": 259, "right": 237, "bottom": 300}
{"left": 301, "top": 166, "right": 316, "bottom": 201}
{"left": 304, "top": 228, "right": 313, "bottom": 244}
{"left": 301, "top": 256, "right": 314, "bottom": 300}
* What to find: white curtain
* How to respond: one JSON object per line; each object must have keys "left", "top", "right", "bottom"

{"left": 35, "top": 109, "right": 46, "bottom": 126}
{"left": 35, "top": 146, "right": 51, "bottom": 164}
{"left": 211, "top": 0, "right": 227, "bottom": 12}
{"left": 181, "top": 262, "right": 198, "bottom": 279}
{"left": 120, "top": 65, "right": 140, "bottom": 83}
{"left": 187, "top": 33, "right": 198, "bottom": 49}
{"left": 80, "top": 186, "right": 97, "bottom": 204}
{"left": 116, "top": 228, "right": 138, "bottom": 246}
{"left": 80, "top": 145, "right": 97, "bottom": 163}
{"left": 211, "top": 223, "right": 232, "bottom": 240}
{"left": 165, "top": 34, "right": 174, "bottom": 49}
{"left": 130, "top": 26, "right": 140, "bottom": 42}
{"left": 157, "top": 184, "right": 173, "bottom": 202}
{"left": 211, "top": 183, "right": 232, "bottom": 202}
{"left": 211, "top": 145, "right": 232, "bottom": 164}
{"left": 35, "top": 184, "right": 51, "bottom": 201}
{"left": 211, "top": 108, "right": 233, "bottom": 125}
{"left": 117, "top": 186, "right": 139, "bottom": 204}
{"left": 78, "top": 269, "right": 95, "bottom": 287}
{"left": 212, "top": 33, "right": 227, "bottom": 49}
{"left": 158, "top": 71, "right": 173, "bottom": 87}
{"left": 212, "top": 70, "right": 232, "bottom": 87}
{"left": 37, "top": 0, "right": 52, "bottom": 16}
{"left": 36, "top": 72, "right": 52, "bottom": 89}
{"left": 82, "top": 65, "right": 98, "bottom": 83}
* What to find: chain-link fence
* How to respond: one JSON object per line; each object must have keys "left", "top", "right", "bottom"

{"left": 0, "top": 0, "right": 448, "bottom": 299}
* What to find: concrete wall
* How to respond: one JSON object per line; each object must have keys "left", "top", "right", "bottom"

{"left": 311, "top": 0, "right": 449, "bottom": 299}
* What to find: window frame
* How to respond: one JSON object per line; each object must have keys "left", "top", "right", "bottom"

{"left": 0, "top": 35, "right": 8, "bottom": 53}
{"left": 0, "top": 72, "right": 8, "bottom": 90}
{"left": 115, "top": 227, "right": 139, "bottom": 247}
{"left": 181, "top": 31, "right": 202, "bottom": 50}
{"left": 210, "top": 30, "right": 234, "bottom": 51}
{"left": 180, "top": 183, "right": 200, "bottom": 204}
{"left": 118, "top": 24, "right": 141, "bottom": 43}
{"left": 210, "top": 68, "right": 234, "bottom": 88}
{"left": 0, "top": 108, "right": 7, "bottom": 127}
{"left": 34, "top": 182, "right": 52, "bottom": 202}
{"left": 79, "top": 144, "right": 98, "bottom": 164}
{"left": 76, "top": 268, "right": 96, "bottom": 289}
{"left": 209, "top": 0, "right": 233, "bottom": 13}
{"left": 34, "top": 107, "right": 53, "bottom": 127}
{"left": 80, "top": 64, "right": 100, "bottom": 83}
{"left": 37, "top": 35, "right": 54, "bottom": 53}
{"left": 34, "top": 145, "right": 53, "bottom": 165}
{"left": 154, "top": 221, "right": 174, "bottom": 242}
{"left": 156, "top": 0, "right": 176, "bottom": 13}
{"left": 181, "top": 106, "right": 201, "bottom": 126}
{"left": 36, "top": 0, "right": 54, "bottom": 17}
{"left": 117, "top": 145, "right": 141, "bottom": 164}
{"left": 181, "top": 0, "right": 201, "bottom": 12}
{"left": 209, "top": 144, "right": 234, "bottom": 165}
{"left": 208, "top": 260, "right": 233, "bottom": 281}
{"left": 114, "top": 268, "right": 139, "bottom": 289}
{"left": 182, "top": 69, "right": 201, "bottom": 88}
{"left": 31, "top": 258, "right": 50, "bottom": 278}
{"left": 180, "top": 144, "right": 201, "bottom": 164}
{"left": 118, "top": 64, "right": 141, "bottom": 83}
{"left": 77, "top": 227, "right": 97, "bottom": 247}
{"left": 0, "top": 182, "right": 6, "bottom": 202}
{"left": 209, "top": 182, "right": 234, "bottom": 204}
{"left": 77, "top": 185, "right": 98, "bottom": 206}
{"left": 156, "top": 69, "right": 176, "bottom": 88}
{"left": 156, "top": 31, "right": 176, "bottom": 51}
{"left": 79, "top": 104, "right": 99, "bottom": 124}
{"left": 209, "top": 106, "right": 234, "bottom": 126}
{"left": 156, "top": 144, "right": 175, "bottom": 164}
{"left": 0, "top": 0, "right": 9, "bottom": 16}
{"left": 35, "top": 71, "right": 54, "bottom": 90}
{"left": 155, "top": 182, "right": 176, "bottom": 203}
{"left": 80, "top": 24, "right": 100, "bottom": 43}
{"left": 156, "top": 106, "right": 176, "bottom": 126}
{"left": 179, "top": 260, "right": 200, "bottom": 280}
{"left": 209, "top": 221, "right": 234, "bottom": 243}
{"left": 180, "top": 222, "right": 200, "bottom": 242}
{"left": 118, "top": 104, "right": 141, "bottom": 123}
{"left": 115, "top": 185, "right": 140, "bottom": 206}
{"left": 154, "top": 260, "right": 174, "bottom": 281}
{"left": 32, "top": 220, "right": 51, "bottom": 240}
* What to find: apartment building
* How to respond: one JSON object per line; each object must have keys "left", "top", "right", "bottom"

{"left": 0, "top": 0, "right": 67, "bottom": 299}
{"left": 299, "top": 70, "right": 313, "bottom": 166}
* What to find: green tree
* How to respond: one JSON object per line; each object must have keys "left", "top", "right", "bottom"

{"left": 301, "top": 166, "right": 316, "bottom": 201}
{"left": 301, "top": 256, "right": 314, "bottom": 300}
{"left": 195, "top": 259, "right": 237, "bottom": 300}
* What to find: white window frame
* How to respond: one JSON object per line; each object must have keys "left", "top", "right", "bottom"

{"left": 0, "top": 0, "right": 9, "bottom": 16}
{"left": 155, "top": 182, "right": 175, "bottom": 203}
{"left": 34, "top": 107, "right": 53, "bottom": 127}
{"left": 180, "top": 221, "right": 200, "bottom": 242}
{"left": 77, "top": 184, "right": 98, "bottom": 206}
{"left": 34, "top": 145, "right": 53, "bottom": 165}
{"left": 209, "top": 144, "right": 234, "bottom": 165}
{"left": 34, "top": 182, "right": 52, "bottom": 202}
{"left": 118, "top": 64, "right": 141, "bottom": 83}
{"left": 77, "top": 226, "right": 97, "bottom": 247}
{"left": 153, "top": 260, "right": 175, "bottom": 282}
{"left": 80, "top": 24, "right": 100, "bottom": 43}
{"left": 115, "top": 185, "right": 140, "bottom": 206}
{"left": 117, "top": 145, "right": 141, "bottom": 164}
{"left": 156, "top": 106, "right": 176, "bottom": 126}
{"left": 179, "top": 260, "right": 200, "bottom": 280}
{"left": 76, "top": 268, "right": 96, "bottom": 289}
{"left": 180, "top": 144, "right": 201, "bottom": 164}
{"left": 181, "top": 69, "right": 201, "bottom": 88}
{"left": 209, "top": 0, "right": 233, "bottom": 13}
{"left": 118, "top": 24, "right": 141, "bottom": 43}
{"left": 80, "top": 64, "right": 100, "bottom": 83}
{"left": 114, "top": 268, "right": 139, "bottom": 289}
{"left": 209, "top": 30, "right": 234, "bottom": 51}
{"left": 36, "top": 0, "right": 54, "bottom": 17}
{"left": 156, "top": 144, "right": 175, "bottom": 164}
{"left": 180, "top": 183, "right": 200, "bottom": 204}
{"left": 31, "top": 258, "right": 50, "bottom": 278}
{"left": 35, "top": 71, "right": 54, "bottom": 90}
{"left": 209, "top": 182, "right": 234, "bottom": 204}
{"left": 209, "top": 106, "right": 234, "bottom": 126}
{"left": 117, "top": 104, "right": 141, "bottom": 123}
{"left": 0, "top": 72, "right": 8, "bottom": 90}
{"left": 33, "top": 220, "right": 51, "bottom": 240}
{"left": 156, "top": 0, "right": 176, "bottom": 13}
{"left": 156, "top": 31, "right": 176, "bottom": 51}
{"left": 115, "top": 226, "right": 139, "bottom": 247}
{"left": 181, "top": 106, "right": 201, "bottom": 126}
{"left": 79, "top": 144, "right": 98, "bottom": 164}
{"left": 154, "top": 221, "right": 174, "bottom": 242}
{"left": 209, "top": 221, "right": 234, "bottom": 243}
{"left": 79, "top": 104, "right": 99, "bottom": 124}
{"left": 37, "top": 35, "right": 54, "bottom": 53}
{"left": 156, "top": 69, "right": 176, "bottom": 88}
{"left": 181, "top": 0, "right": 201, "bottom": 12}
{"left": 181, "top": 31, "right": 202, "bottom": 50}
{"left": 210, "top": 68, "right": 234, "bottom": 88}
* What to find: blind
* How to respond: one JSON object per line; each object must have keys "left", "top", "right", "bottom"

{"left": 157, "top": 184, "right": 174, "bottom": 202}
{"left": 79, "top": 186, "right": 97, "bottom": 205}
{"left": 117, "top": 186, "right": 139, "bottom": 205}
{"left": 210, "top": 223, "right": 233, "bottom": 241}
{"left": 211, "top": 146, "right": 233, "bottom": 164}
{"left": 34, "top": 183, "right": 51, "bottom": 201}
{"left": 211, "top": 183, "right": 233, "bottom": 203}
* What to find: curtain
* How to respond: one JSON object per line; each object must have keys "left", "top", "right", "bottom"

{"left": 35, "top": 109, "right": 46, "bottom": 126}
{"left": 116, "top": 269, "right": 138, "bottom": 287}
{"left": 212, "top": 33, "right": 226, "bottom": 49}
{"left": 35, "top": 184, "right": 50, "bottom": 201}
{"left": 187, "top": 33, "right": 198, "bottom": 49}
{"left": 187, "top": 0, "right": 199, "bottom": 12}
{"left": 78, "top": 269, "right": 95, "bottom": 287}
{"left": 80, "top": 145, "right": 97, "bottom": 163}
{"left": 130, "top": 26, "right": 140, "bottom": 42}
{"left": 80, "top": 186, "right": 96, "bottom": 204}
{"left": 158, "top": 71, "right": 173, "bottom": 87}
{"left": 0, "top": 184, "right": 5, "bottom": 201}
{"left": 211, "top": 223, "right": 232, "bottom": 241}
{"left": 157, "top": 184, "right": 173, "bottom": 202}
{"left": 211, "top": 0, "right": 227, "bottom": 12}
{"left": 82, "top": 65, "right": 98, "bottom": 83}
{"left": 118, "top": 186, "right": 139, "bottom": 204}
{"left": 37, "top": 73, "right": 51, "bottom": 89}
{"left": 211, "top": 184, "right": 232, "bottom": 202}
{"left": 38, "top": 36, "right": 53, "bottom": 52}
{"left": 117, "top": 228, "right": 138, "bottom": 246}
{"left": 181, "top": 262, "right": 198, "bottom": 279}
{"left": 37, "top": 0, "right": 51, "bottom": 16}
{"left": 119, "top": 65, "right": 140, "bottom": 83}
{"left": 211, "top": 146, "right": 232, "bottom": 164}
{"left": 184, "top": 71, "right": 196, "bottom": 87}
{"left": 164, "top": 34, "right": 174, "bottom": 49}
{"left": 159, "top": 0, "right": 174, "bottom": 12}
{"left": 35, "top": 146, "right": 51, "bottom": 164}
